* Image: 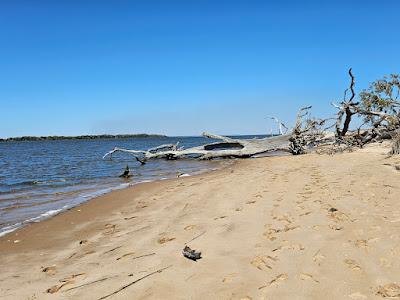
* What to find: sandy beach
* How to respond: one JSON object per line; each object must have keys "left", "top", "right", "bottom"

{"left": 1, "top": 144, "right": 400, "bottom": 299}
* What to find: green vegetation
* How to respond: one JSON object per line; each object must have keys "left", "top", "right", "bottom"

{"left": 0, "top": 134, "right": 167, "bottom": 142}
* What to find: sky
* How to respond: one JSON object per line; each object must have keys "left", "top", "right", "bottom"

{"left": 0, "top": 0, "right": 399, "bottom": 137}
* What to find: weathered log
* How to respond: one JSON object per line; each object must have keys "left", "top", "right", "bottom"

{"left": 103, "top": 132, "right": 293, "bottom": 162}
{"left": 103, "top": 106, "right": 332, "bottom": 162}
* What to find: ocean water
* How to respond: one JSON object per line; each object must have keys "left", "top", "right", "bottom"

{"left": 0, "top": 135, "right": 266, "bottom": 236}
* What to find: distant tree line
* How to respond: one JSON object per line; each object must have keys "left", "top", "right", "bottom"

{"left": 0, "top": 134, "right": 167, "bottom": 142}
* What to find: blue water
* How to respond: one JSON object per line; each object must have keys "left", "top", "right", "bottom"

{"left": 0, "top": 135, "right": 266, "bottom": 236}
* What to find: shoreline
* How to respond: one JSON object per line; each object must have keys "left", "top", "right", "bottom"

{"left": 0, "top": 160, "right": 232, "bottom": 246}
{"left": 2, "top": 145, "right": 400, "bottom": 299}
{"left": 0, "top": 160, "right": 230, "bottom": 239}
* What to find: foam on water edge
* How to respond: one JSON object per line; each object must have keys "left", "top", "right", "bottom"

{"left": 0, "top": 168, "right": 205, "bottom": 237}
{"left": 0, "top": 181, "right": 139, "bottom": 237}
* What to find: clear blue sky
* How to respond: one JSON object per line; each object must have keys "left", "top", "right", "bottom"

{"left": 1, "top": 1, "right": 399, "bottom": 137}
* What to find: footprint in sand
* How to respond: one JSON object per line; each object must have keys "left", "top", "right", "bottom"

{"left": 272, "top": 242, "right": 305, "bottom": 252}
{"left": 344, "top": 259, "right": 362, "bottom": 271}
{"left": 284, "top": 225, "right": 300, "bottom": 232}
{"left": 354, "top": 239, "right": 368, "bottom": 249}
{"left": 136, "top": 201, "right": 148, "bottom": 209}
{"left": 299, "top": 273, "right": 319, "bottom": 283}
{"left": 348, "top": 292, "right": 367, "bottom": 300}
{"left": 312, "top": 250, "right": 325, "bottom": 266}
{"left": 41, "top": 265, "right": 57, "bottom": 275}
{"left": 376, "top": 283, "right": 400, "bottom": 298}
{"left": 312, "top": 225, "right": 321, "bottom": 231}
{"left": 158, "top": 236, "right": 176, "bottom": 244}
{"left": 46, "top": 282, "right": 72, "bottom": 294}
{"left": 251, "top": 255, "right": 278, "bottom": 271}
{"left": 273, "top": 214, "right": 293, "bottom": 224}
{"left": 258, "top": 273, "right": 288, "bottom": 290}
{"left": 46, "top": 273, "right": 85, "bottom": 294}
{"left": 103, "top": 224, "right": 117, "bottom": 235}
{"left": 222, "top": 273, "right": 238, "bottom": 283}
{"left": 328, "top": 209, "right": 350, "bottom": 223}
{"left": 184, "top": 225, "right": 196, "bottom": 231}
{"left": 329, "top": 224, "right": 344, "bottom": 231}
{"left": 263, "top": 224, "right": 300, "bottom": 241}
{"left": 60, "top": 273, "right": 85, "bottom": 282}
{"left": 263, "top": 226, "right": 279, "bottom": 241}
{"left": 379, "top": 257, "right": 392, "bottom": 268}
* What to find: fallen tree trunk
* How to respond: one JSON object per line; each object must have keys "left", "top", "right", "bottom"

{"left": 103, "top": 132, "right": 293, "bottom": 162}
{"left": 103, "top": 106, "right": 334, "bottom": 162}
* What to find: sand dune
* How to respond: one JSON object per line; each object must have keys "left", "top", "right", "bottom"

{"left": 1, "top": 143, "right": 400, "bottom": 299}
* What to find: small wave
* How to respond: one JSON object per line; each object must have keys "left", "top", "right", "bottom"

{"left": 0, "top": 181, "right": 141, "bottom": 237}
{"left": 0, "top": 169, "right": 208, "bottom": 238}
{"left": 33, "top": 179, "right": 67, "bottom": 185}
{"left": 178, "top": 173, "right": 190, "bottom": 177}
{"left": 0, "top": 208, "right": 63, "bottom": 237}
{"left": 0, "top": 180, "right": 37, "bottom": 187}
{"left": 0, "top": 178, "right": 67, "bottom": 187}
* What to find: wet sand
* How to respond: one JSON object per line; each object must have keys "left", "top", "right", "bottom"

{"left": 1, "top": 143, "right": 400, "bottom": 299}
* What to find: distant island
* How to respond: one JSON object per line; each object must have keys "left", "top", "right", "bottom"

{"left": 0, "top": 134, "right": 167, "bottom": 142}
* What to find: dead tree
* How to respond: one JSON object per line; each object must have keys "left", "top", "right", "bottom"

{"left": 103, "top": 107, "right": 332, "bottom": 162}
{"left": 288, "top": 106, "right": 335, "bottom": 154}
{"left": 103, "top": 132, "right": 293, "bottom": 161}
{"left": 332, "top": 68, "right": 357, "bottom": 138}
{"left": 332, "top": 69, "right": 400, "bottom": 146}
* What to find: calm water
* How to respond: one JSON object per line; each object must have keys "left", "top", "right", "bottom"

{"left": 0, "top": 135, "right": 265, "bottom": 236}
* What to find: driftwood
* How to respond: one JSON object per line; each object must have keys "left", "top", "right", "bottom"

{"left": 103, "top": 106, "right": 329, "bottom": 162}
{"left": 119, "top": 165, "right": 132, "bottom": 178}
{"left": 182, "top": 246, "right": 202, "bottom": 261}
{"left": 104, "top": 132, "right": 293, "bottom": 161}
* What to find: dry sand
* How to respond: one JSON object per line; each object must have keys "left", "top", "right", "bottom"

{"left": 1, "top": 143, "right": 400, "bottom": 300}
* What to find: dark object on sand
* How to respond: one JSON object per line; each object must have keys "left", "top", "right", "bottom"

{"left": 119, "top": 165, "right": 132, "bottom": 178}
{"left": 182, "top": 246, "right": 201, "bottom": 261}
{"left": 328, "top": 207, "right": 338, "bottom": 213}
